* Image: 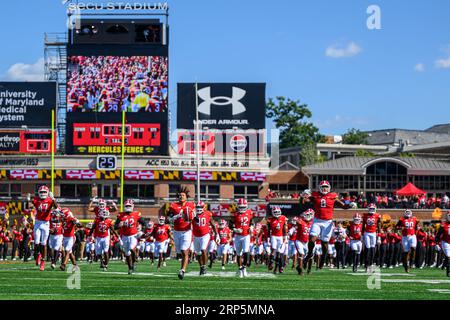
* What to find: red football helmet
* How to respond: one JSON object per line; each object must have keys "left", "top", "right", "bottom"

{"left": 353, "top": 213, "right": 362, "bottom": 224}
{"left": 302, "top": 209, "right": 315, "bottom": 222}
{"left": 196, "top": 201, "right": 205, "bottom": 215}
{"left": 368, "top": 204, "right": 377, "bottom": 215}
{"left": 404, "top": 209, "right": 413, "bottom": 219}
{"left": 124, "top": 199, "right": 134, "bottom": 213}
{"left": 98, "top": 198, "right": 107, "bottom": 210}
{"left": 38, "top": 185, "right": 49, "bottom": 200}
{"left": 99, "top": 209, "right": 110, "bottom": 219}
{"left": 61, "top": 208, "right": 73, "bottom": 219}
{"left": 319, "top": 181, "right": 331, "bottom": 195}
{"left": 237, "top": 198, "right": 248, "bottom": 213}
{"left": 219, "top": 219, "right": 227, "bottom": 228}
{"left": 271, "top": 206, "right": 282, "bottom": 218}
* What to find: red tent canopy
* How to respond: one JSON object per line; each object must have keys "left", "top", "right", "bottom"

{"left": 394, "top": 182, "right": 426, "bottom": 196}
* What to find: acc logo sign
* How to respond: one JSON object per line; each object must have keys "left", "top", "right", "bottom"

{"left": 197, "top": 87, "right": 246, "bottom": 116}
{"left": 230, "top": 135, "right": 247, "bottom": 152}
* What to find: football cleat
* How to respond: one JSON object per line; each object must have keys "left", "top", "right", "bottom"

{"left": 178, "top": 270, "right": 185, "bottom": 280}
{"left": 39, "top": 261, "right": 45, "bottom": 271}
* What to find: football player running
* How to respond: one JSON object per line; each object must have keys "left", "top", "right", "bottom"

{"left": 301, "top": 181, "right": 346, "bottom": 274}
{"left": 232, "top": 198, "right": 254, "bottom": 278}
{"left": 287, "top": 217, "right": 298, "bottom": 270}
{"left": 192, "top": 201, "right": 217, "bottom": 276}
{"left": 144, "top": 220, "right": 155, "bottom": 265}
{"left": 217, "top": 219, "right": 232, "bottom": 270}
{"left": 362, "top": 204, "right": 381, "bottom": 272}
{"left": 396, "top": 209, "right": 418, "bottom": 273}
{"left": 151, "top": 216, "right": 172, "bottom": 271}
{"left": 92, "top": 208, "right": 117, "bottom": 271}
{"left": 169, "top": 187, "right": 195, "bottom": 280}
{"left": 27, "top": 186, "right": 59, "bottom": 271}
{"left": 295, "top": 209, "right": 314, "bottom": 276}
{"left": 60, "top": 208, "right": 82, "bottom": 271}
{"left": 48, "top": 208, "right": 64, "bottom": 270}
{"left": 348, "top": 213, "right": 363, "bottom": 272}
{"left": 435, "top": 211, "right": 450, "bottom": 277}
{"left": 88, "top": 197, "right": 118, "bottom": 218}
{"left": 114, "top": 199, "right": 147, "bottom": 274}
{"left": 267, "top": 206, "right": 288, "bottom": 274}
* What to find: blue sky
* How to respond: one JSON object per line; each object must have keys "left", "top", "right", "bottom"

{"left": 0, "top": 0, "right": 449, "bottom": 135}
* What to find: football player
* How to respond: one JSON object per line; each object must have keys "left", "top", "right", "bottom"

{"left": 88, "top": 197, "right": 118, "bottom": 218}
{"left": 362, "top": 204, "right": 381, "bottom": 272}
{"left": 48, "top": 209, "right": 64, "bottom": 270}
{"left": 295, "top": 209, "right": 314, "bottom": 276}
{"left": 232, "top": 198, "right": 254, "bottom": 278}
{"left": 169, "top": 187, "right": 195, "bottom": 280}
{"left": 348, "top": 213, "right": 363, "bottom": 272}
{"left": 151, "top": 216, "right": 172, "bottom": 271}
{"left": 192, "top": 201, "right": 217, "bottom": 276}
{"left": 114, "top": 199, "right": 147, "bottom": 274}
{"left": 301, "top": 182, "right": 346, "bottom": 273}
{"left": 267, "top": 206, "right": 288, "bottom": 274}
{"left": 435, "top": 211, "right": 450, "bottom": 277}
{"left": 217, "top": 219, "right": 232, "bottom": 270}
{"left": 396, "top": 209, "right": 418, "bottom": 273}
{"left": 27, "top": 186, "right": 59, "bottom": 271}
{"left": 144, "top": 220, "right": 155, "bottom": 264}
{"left": 60, "top": 208, "right": 82, "bottom": 271}
{"left": 91, "top": 209, "right": 117, "bottom": 271}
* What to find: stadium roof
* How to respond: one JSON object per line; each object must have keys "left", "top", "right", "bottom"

{"left": 302, "top": 157, "right": 450, "bottom": 176}
{"left": 425, "top": 124, "right": 450, "bottom": 134}
{"left": 365, "top": 129, "right": 450, "bottom": 146}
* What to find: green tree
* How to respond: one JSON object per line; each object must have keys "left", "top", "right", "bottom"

{"left": 300, "top": 142, "right": 326, "bottom": 166}
{"left": 355, "top": 149, "right": 375, "bottom": 157}
{"left": 266, "top": 97, "right": 324, "bottom": 149}
{"left": 342, "top": 128, "right": 369, "bottom": 145}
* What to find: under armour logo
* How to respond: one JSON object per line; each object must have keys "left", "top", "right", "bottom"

{"left": 197, "top": 87, "right": 246, "bottom": 115}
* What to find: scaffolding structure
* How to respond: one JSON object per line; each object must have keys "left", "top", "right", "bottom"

{"left": 44, "top": 32, "right": 68, "bottom": 153}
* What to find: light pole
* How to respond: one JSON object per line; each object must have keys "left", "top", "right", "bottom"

{"left": 195, "top": 82, "right": 201, "bottom": 203}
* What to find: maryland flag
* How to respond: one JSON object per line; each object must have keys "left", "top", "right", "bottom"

{"left": 381, "top": 214, "right": 392, "bottom": 222}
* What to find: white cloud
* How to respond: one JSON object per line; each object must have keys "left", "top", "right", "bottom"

{"left": 2, "top": 58, "right": 45, "bottom": 81}
{"left": 325, "top": 42, "right": 362, "bottom": 58}
{"left": 315, "top": 115, "right": 369, "bottom": 130}
{"left": 435, "top": 57, "right": 450, "bottom": 69}
{"left": 414, "top": 63, "right": 425, "bottom": 72}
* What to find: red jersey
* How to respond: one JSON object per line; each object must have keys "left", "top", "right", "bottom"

{"left": 117, "top": 211, "right": 141, "bottom": 236}
{"left": 218, "top": 227, "right": 231, "bottom": 245}
{"left": 363, "top": 213, "right": 380, "bottom": 233}
{"left": 260, "top": 224, "right": 269, "bottom": 241}
{"left": 398, "top": 217, "right": 417, "bottom": 236}
{"left": 208, "top": 225, "right": 216, "bottom": 243}
{"left": 311, "top": 192, "right": 338, "bottom": 220}
{"left": 288, "top": 223, "right": 297, "bottom": 241}
{"left": 378, "top": 232, "right": 388, "bottom": 245}
{"left": 32, "top": 197, "right": 54, "bottom": 221}
{"left": 50, "top": 219, "right": 63, "bottom": 236}
{"left": 267, "top": 215, "right": 287, "bottom": 237}
{"left": 145, "top": 227, "right": 154, "bottom": 242}
{"left": 62, "top": 216, "right": 77, "bottom": 237}
{"left": 440, "top": 222, "right": 450, "bottom": 244}
{"left": 232, "top": 210, "right": 253, "bottom": 236}
{"left": 416, "top": 229, "right": 427, "bottom": 242}
{"left": 296, "top": 219, "right": 313, "bottom": 243}
{"left": 152, "top": 224, "right": 170, "bottom": 242}
{"left": 348, "top": 222, "right": 362, "bottom": 240}
{"left": 94, "top": 218, "right": 113, "bottom": 238}
{"left": 192, "top": 211, "right": 212, "bottom": 237}
{"left": 170, "top": 201, "right": 195, "bottom": 232}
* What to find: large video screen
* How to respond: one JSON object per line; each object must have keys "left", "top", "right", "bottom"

{"left": 67, "top": 55, "right": 168, "bottom": 113}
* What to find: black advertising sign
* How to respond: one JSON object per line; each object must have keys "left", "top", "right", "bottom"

{"left": 0, "top": 132, "right": 20, "bottom": 152}
{"left": 0, "top": 82, "right": 56, "bottom": 127}
{"left": 177, "top": 83, "right": 266, "bottom": 129}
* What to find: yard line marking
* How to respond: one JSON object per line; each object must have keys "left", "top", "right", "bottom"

{"left": 382, "top": 279, "right": 450, "bottom": 284}
{"left": 427, "top": 289, "right": 450, "bottom": 294}
{"left": 347, "top": 273, "right": 416, "bottom": 277}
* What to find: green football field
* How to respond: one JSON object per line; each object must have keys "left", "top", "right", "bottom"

{"left": 0, "top": 259, "right": 449, "bottom": 300}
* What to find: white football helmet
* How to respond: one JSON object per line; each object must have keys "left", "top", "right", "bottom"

{"left": 404, "top": 209, "right": 413, "bottom": 219}
{"left": 319, "top": 181, "right": 331, "bottom": 195}
{"left": 271, "top": 206, "right": 282, "bottom": 218}
{"left": 124, "top": 199, "right": 134, "bottom": 213}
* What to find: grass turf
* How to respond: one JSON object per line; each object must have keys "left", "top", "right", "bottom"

{"left": 0, "top": 259, "right": 449, "bottom": 300}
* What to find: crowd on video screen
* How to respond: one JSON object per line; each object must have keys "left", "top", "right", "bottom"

{"left": 67, "top": 55, "right": 168, "bottom": 112}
